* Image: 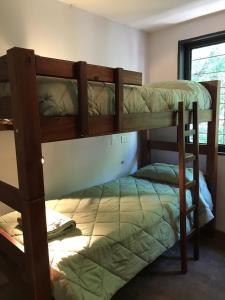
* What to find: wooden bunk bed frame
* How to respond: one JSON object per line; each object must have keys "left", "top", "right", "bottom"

{"left": 0, "top": 47, "right": 220, "bottom": 300}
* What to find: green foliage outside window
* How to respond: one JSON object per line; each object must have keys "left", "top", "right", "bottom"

{"left": 191, "top": 43, "right": 225, "bottom": 145}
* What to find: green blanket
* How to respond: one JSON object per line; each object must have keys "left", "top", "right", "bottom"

{"left": 0, "top": 79, "right": 211, "bottom": 116}
{"left": 0, "top": 175, "right": 213, "bottom": 300}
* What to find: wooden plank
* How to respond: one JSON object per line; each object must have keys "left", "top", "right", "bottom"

{"left": 86, "top": 64, "right": 114, "bottom": 82}
{"left": 202, "top": 80, "right": 220, "bottom": 218}
{"left": 36, "top": 55, "right": 142, "bottom": 85}
{"left": 192, "top": 101, "right": 200, "bottom": 260}
{"left": 86, "top": 64, "right": 142, "bottom": 85}
{"left": 75, "top": 61, "right": 89, "bottom": 137}
{"left": 138, "top": 130, "right": 151, "bottom": 168}
{"left": 41, "top": 116, "right": 79, "bottom": 142}
{"left": 123, "top": 70, "right": 142, "bottom": 86}
{"left": 8, "top": 48, "right": 45, "bottom": 199}
{"left": 0, "top": 228, "right": 25, "bottom": 267}
{"left": 123, "top": 110, "right": 212, "bottom": 132}
{"left": 0, "top": 96, "right": 12, "bottom": 118}
{"left": 0, "top": 181, "right": 22, "bottom": 212}
{"left": 0, "top": 55, "right": 8, "bottom": 81}
{"left": 178, "top": 101, "right": 187, "bottom": 274}
{"left": 89, "top": 115, "right": 114, "bottom": 136}
{"left": 149, "top": 140, "right": 209, "bottom": 155}
{"left": 124, "top": 112, "right": 177, "bottom": 131}
{"left": 185, "top": 153, "right": 195, "bottom": 162}
{"left": 185, "top": 181, "right": 196, "bottom": 189}
{"left": 41, "top": 115, "right": 115, "bottom": 142}
{"left": 40, "top": 109, "right": 213, "bottom": 143}
{"left": 36, "top": 55, "right": 75, "bottom": 78}
{"left": 114, "top": 68, "right": 123, "bottom": 132}
{"left": 7, "top": 47, "right": 51, "bottom": 300}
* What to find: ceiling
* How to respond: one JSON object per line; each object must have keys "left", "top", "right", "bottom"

{"left": 58, "top": 0, "right": 225, "bottom": 31}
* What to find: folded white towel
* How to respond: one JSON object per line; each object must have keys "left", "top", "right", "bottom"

{"left": 18, "top": 208, "right": 76, "bottom": 240}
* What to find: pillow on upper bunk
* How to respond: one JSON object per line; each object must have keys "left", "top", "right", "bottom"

{"left": 134, "top": 162, "right": 194, "bottom": 185}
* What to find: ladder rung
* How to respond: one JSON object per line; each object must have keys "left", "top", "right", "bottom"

{"left": 186, "top": 204, "right": 196, "bottom": 215}
{"left": 185, "top": 154, "right": 195, "bottom": 162}
{"left": 185, "top": 129, "right": 196, "bottom": 137}
{"left": 187, "top": 228, "right": 197, "bottom": 239}
{"left": 185, "top": 180, "right": 196, "bottom": 189}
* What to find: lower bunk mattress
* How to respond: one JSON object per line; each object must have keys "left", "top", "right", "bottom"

{"left": 0, "top": 174, "right": 213, "bottom": 300}
{"left": 0, "top": 79, "right": 211, "bottom": 116}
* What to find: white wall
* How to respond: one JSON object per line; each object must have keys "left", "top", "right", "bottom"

{"left": 149, "top": 10, "right": 225, "bottom": 232}
{"left": 0, "top": 0, "right": 149, "bottom": 214}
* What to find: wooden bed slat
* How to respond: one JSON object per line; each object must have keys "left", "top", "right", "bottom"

{"left": 86, "top": 64, "right": 142, "bottom": 85}
{"left": 115, "top": 68, "right": 123, "bottom": 131}
{"left": 123, "top": 110, "right": 212, "bottom": 131}
{"left": 0, "top": 96, "right": 12, "bottom": 118}
{"left": 41, "top": 116, "right": 79, "bottom": 142}
{"left": 149, "top": 140, "right": 209, "bottom": 155}
{"left": 40, "top": 115, "right": 115, "bottom": 143}
{"left": 123, "top": 69, "right": 142, "bottom": 86}
{"left": 138, "top": 130, "right": 151, "bottom": 168}
{"left": 36, "top": 55, "right": 75, "bottom": 79}
{"left": 76, "top": 61, "right": 89, "bottom": 137}
{"left": 0, "top": 181, "right": 22, "bottom": 212}
{"left": 0, "top": 55, "right": 8, "bottom": 81}
{"left": 35, "top": 55, "right": 142, "bottom": 84}
{"left": 86, "top": 64, "right": 114, "bottom": 82}
{"left": 0, "top": 110, "right": 214, "bottom": 137}
{"left": 89, "top": 115, "right": 115, "bottom": 136}
{"left": 39, "top": 110, "right": 213, "bottom": 143}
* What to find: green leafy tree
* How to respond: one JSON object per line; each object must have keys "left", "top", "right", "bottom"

{"left": 191, "top": 44, "right": 225, "bottom": 144}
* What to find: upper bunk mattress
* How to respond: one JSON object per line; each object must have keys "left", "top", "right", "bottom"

{"left": 0, "top": 79, "right": 211, "bottom": 116}
{"left": 0, "top": 170, "right": 213, "bottom": 300}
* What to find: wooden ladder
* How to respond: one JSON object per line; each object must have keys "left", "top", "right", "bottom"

{"left": 178, "top": 101, "right": 200, "bottom": 274}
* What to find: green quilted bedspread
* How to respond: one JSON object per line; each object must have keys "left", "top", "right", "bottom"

{"left": 0, "top": 176, "right": 213, "bottom": 300}
{"left": 0, "top": 79, "right": 211, "bottom": 116}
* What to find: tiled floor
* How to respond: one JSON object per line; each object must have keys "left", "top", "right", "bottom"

{"left": 1, "top": 233, "right": 225, "bottom": 300}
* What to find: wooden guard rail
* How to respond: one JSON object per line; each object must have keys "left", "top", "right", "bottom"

{"left": 0, "top": 50, "right": 142, "bottom": 136}
{"left": 35, "top": 55, "right": 142, "bottom": 84}
{"left": 36, "top": 56, "right": 141, "bottom": 137}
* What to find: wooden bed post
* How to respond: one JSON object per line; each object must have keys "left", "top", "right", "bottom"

{"left": 138, "top": 130, "right": 151, "bottom": 168}
{"left": 201, "top": 81, "right": 220, "bottom": 220}
{"left": 76, "top": 61, "right": 89, "bottom": 137}
{"left": 7, "top": 48, "right": 51, "bottom": 300}
{"left": 114, "top": 68, "right": 124, "bottom": 132}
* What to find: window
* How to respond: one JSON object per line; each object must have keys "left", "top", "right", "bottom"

{"left": 178, "top": 31, "right": 225, "bottom": 153}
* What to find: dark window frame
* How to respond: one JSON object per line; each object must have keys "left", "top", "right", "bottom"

{"left": 178, "top": 30, "right": 225, "bottom": 154}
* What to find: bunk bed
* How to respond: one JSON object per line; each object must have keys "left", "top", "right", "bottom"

{"left": 0, "top": 47, "right": 220, "bottom": 300}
